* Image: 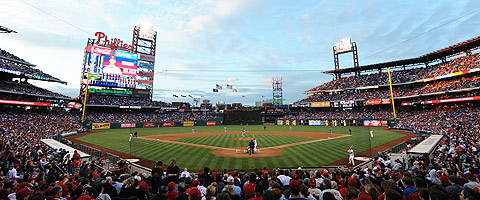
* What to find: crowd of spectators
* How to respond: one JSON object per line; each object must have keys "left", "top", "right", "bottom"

{"left": 282, "top": 109, "right": 393, "bottom": 120}
{"left": 394, "top": 104, "right": 480, "bottom": 135}
{"left": 0, "top": 81, "right": 70, "bottom": 98}
{"left": 309, "top": 52, "right": 480, "bottom": 91}
{"left": 295, "top": 75, "right": 480, "bottom": 104}
{"left": 86, "top": 96, "right": 170, "bottom": 107}
{"left": 87, "top": 111, "right": 218, "bottom": 123}
{"left": 1, "top": 48, "right": 61, "bottom": 81}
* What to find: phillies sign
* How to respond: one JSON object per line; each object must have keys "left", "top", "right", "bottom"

{"left": 95, "top": 32, "right": 133, "bottom": 51}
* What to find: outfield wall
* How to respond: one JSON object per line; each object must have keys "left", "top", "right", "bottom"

{"left": 87, "top": 118, "right": 222, "bottom": 130}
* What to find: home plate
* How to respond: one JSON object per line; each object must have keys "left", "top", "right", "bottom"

{"left": 354, "top": 157, "right": 370, "bottom": 162}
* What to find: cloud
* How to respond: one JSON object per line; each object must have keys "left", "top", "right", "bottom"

{"left": 225, "top": 77, "right": 238, "bottom": 82}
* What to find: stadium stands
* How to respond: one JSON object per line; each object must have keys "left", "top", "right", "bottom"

{"left": 87, "top": 111, "right": 217, "bottom": 123}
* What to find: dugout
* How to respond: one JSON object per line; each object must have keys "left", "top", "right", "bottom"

{"left": 407, "top": 135, "right": 443, "bottom": 161}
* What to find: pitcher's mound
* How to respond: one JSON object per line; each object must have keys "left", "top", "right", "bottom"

{"left": 212, "top": 147, "right": 284, "bottom": 158}
{"left": 232, "top": 137, "right": 254, "bottom": 140}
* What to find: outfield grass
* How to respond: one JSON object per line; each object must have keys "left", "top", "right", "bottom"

{"left": 76, "top": 125, "right": 405, "bottom": 170}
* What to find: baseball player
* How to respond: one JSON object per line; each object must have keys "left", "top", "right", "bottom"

{"left": 192, "top": 128, "right": 195, "bottom": 134}
{"left": 249, "top": 139, "right": 255, "bottom": 155}
{"left": 289, "top": 126, "right": 292, "bottom": 132}
{"left": 224, "top": 126, "right": 227, "bottom": 132}
{"left": 242, "top": 128, "right": 246, "bottom": 138}
{"left": 253, "top": 138, "right": 257, "bottom": 153}
{"left": 348, "top": 146, "right": 355, "bottom": 166}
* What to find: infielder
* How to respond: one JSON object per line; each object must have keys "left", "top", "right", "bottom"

{"left": 224, "top": 126, "right": 227, "bottom": 132}
{"left": 242, "top": 128, "right": 246, "bottom": 138}
{"left": 348, "top": 146, "right": 355, "bottom": 166}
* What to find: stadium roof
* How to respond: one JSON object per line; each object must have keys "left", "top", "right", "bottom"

{"left": 0, "top": 26, "right": 17, "bottom": 34}
{"left": 324, "top": 36, "right": 480, "bottom": 74}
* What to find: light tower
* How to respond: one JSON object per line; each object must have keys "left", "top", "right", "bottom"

{"left": 272, "top": 77, "right": 283, "bottom": 105}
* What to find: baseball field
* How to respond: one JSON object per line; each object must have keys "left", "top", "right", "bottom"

{"left": 72, "top": 125, "right": 409, "bottom": 170}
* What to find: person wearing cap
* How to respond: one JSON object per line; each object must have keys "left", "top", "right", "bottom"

{"left": 308, "top": 178, "right": 321, "bottom": 199}
{"left": 16, "top": 188, "right": 34, "bottom": 200}
{"left": 222, "top": 176, "right": 241, "bottom": 197}
{"left": 288, "top": 180, "right": 307, "bottom": 200}
{"left": 347, "top": 147, "right": 355, "bottom": 166}
{"left": 166, "top": 182, "right": 179, "bottom": 200}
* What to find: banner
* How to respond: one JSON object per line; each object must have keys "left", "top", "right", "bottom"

{"left": 121, "top": 123, "right": 136, "bottom": 128}
{"left": 277, "top": 120, "right": 284, "bottom": 125}
{"left": 364, "top": 98, "right": 391, "bottom": 106}
{"left": 339, "top": 100, "right": 354, "bottom": 105}
{"left": 183, "top": 121, "right": 194, "bottom": 126}
{"left": 309, "top": 120, "right": 322, "bottom": 126}
{"left": 143, "top": 122, "right": 156, "bottom": 128}
{"left": 381, "top": 120, "right": 388, "bottom": 127}
{"left": 0, "top": 99, "right": 52, "bottom": 107}
{"left": 92, "top": 123, "right": 111, "bottom": 129}
{"left": 311, "top": 101, "right": 330, "bottom": 107}
{"left": 424, "top": 96, "right": 480, "bottom": 104}
{"left": 364, "top": 120, "right": 381, "bottom": 127}
{"left": 206, "top": 121, "right": 216, "bottom": 126}
{"left": 163, "top": 122, "right": 174, "bottom": 127}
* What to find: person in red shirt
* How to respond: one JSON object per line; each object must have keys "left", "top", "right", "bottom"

{"left": 243, "top": 174, "right": 256, "bottom": 199}
{"left": 166, "top": 182, "right": 178, "bottom": 200}
{"left": 72, "top": 158, "right": 82, "bottom": 175}
{"left": 249, "top": 184, "right": 263, "bottom": 200}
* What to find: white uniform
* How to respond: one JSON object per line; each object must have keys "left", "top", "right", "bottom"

{"left": 253, "top": 139, "right": 257, "bottom": 152}
{"left": 348, "top": 149, "right": 355, "bottom": 166}
{"left": 289, "top": 127, "right": 292, "bottom": 132}
{"left": 192, "top": 128, "right": 195, "bottom": 134}
{"left": 242, "top": 129, "right": 246, "bottom": 138}
{"left": 224, "top": 126, "right": 227, "bottom": 132}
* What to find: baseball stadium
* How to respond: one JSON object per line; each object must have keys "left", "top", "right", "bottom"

{"left": 1, "top": 1, "right": 480, "bottom": 200}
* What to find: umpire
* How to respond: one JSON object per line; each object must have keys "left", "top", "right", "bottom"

{"left": 249, "top": 139, "right": 255, "bottom": 155}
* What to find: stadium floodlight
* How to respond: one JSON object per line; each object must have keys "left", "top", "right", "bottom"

{"left": 139, "top": 23, "right": 155, "bottom": 40}
{"left": 0, "top": 26, "right": 17, "bottom": 33}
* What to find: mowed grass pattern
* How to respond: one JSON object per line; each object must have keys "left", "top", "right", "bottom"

{"left": 176, "top": 134, "right": 312, "bottom": 148}
{"left": 77, "top": 125, "right": 405, "bottom": 170}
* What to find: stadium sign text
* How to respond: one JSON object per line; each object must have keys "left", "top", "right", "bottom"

{"left": 95, "top": 32, "right": 133, "bottom": 51}
{"left": 88, "top": 88, "right": 133, "bottom": 95}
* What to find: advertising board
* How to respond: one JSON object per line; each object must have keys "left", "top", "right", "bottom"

{"left": 143, "top": 122, "right": 156, "bottom": 128}
{"left": 92, "top": 123, "right": 110, "bottom": 129}
{"left": 121, "top": 123, "right": 136, "bottom": 128}
{"left": 163, "top": 122, "right": 174, "bottom": 127}
{"left": 364, "top": 120, "right": 381, "bottom": 127}
{"left": 183, "top": 121, "right": 194, "bottom": 126}
{"left": 309, "top": 120, "right": 322, "bottom": 126}
{"left": 82, "top": 46, "right": 138, "bottom": 89}
{"left": 206, "top": 121, "right": 216, "bottom": 126}
{"left": 364, "top": 98, "right": 391, "bottom": 106}
{"left": 310, "top": 101, "right": 330, "bottom": 107}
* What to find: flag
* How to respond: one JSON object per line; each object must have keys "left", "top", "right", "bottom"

{"left": 181, "top": 95, "right": 186, "bottom": 97}
{"left": 173, "top": 95, "right": 178, "bottom": 97}
{"left": 227, "top": 84, "right": 232, "bottom": 89}
{"left": 216, "top": 84, "right": 222, "bottom": 89}
{"left": 262, "top": 95, "right": 265, "bottom": 98}
{"left": 242, "top": 95, "right": 245, "bottom": 97}
{"left": 188, "top": 95, "right": 193, "bottom": 98}
{"left": 233, "top": 89, "right": 237, "bottom": 92}
{"left": 213, "top": 89, "right": 218, "bottom": 92}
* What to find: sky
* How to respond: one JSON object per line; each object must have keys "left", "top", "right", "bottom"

{"left": 1, "top": 0, "right": 480, "bottom": 106}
